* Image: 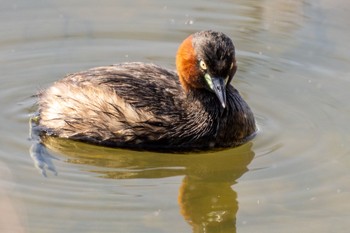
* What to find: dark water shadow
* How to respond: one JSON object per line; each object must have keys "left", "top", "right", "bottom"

{"left": 31, "top": 136, "right": 254, "bottom": 233}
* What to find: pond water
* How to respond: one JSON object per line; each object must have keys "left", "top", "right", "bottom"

{"left": 1, "top": 0, "right": 350, "bottom": 232}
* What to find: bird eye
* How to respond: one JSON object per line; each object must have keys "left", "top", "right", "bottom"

{"left": 199, "top": 60, "right": 207, "bottom": 70}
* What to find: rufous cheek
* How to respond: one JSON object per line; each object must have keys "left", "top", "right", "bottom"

{"left": 176, "top": 35, "right": 201, "bottom": 91}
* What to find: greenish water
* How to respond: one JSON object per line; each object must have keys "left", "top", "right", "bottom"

{"left": 1, "top": 0, "right": 350, "bottom": 232}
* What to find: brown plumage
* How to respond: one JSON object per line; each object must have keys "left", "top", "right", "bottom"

{"left": 38, "top": 30, "right": 256, "bottom": 151}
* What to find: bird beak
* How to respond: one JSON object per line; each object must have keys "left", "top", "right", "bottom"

{"left": 205, "top": 74, "right": 227, "bottom": 109}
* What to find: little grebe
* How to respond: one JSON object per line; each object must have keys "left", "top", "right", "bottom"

{"left": 38, "top": 30, "right": 256, "bottom": 151}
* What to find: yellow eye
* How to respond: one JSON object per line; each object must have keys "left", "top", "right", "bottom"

{"left": 199, "top": 60, "right": 207, "bottom": 70}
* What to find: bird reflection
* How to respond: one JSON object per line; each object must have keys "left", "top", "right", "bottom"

{"left": 31, "top": 136, "right": 254, "bottom": 233}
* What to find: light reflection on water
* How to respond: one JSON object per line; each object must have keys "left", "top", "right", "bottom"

{"left": 1, "top": 0, "right": 350, "bottom": 232}
{"left": 40, "top": 137, "right": 254, "bottom": 232}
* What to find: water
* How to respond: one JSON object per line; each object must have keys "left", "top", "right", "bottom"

{"left": 1, "top": 0, "right": 350, "bottom": 232}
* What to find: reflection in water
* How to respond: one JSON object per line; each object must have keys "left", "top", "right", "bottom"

{"left": 11, "top": 0, "right": 350, "bottom": 232}
{"left": 179, "top": 177, "right": 238, "bottom": 233}
{"left": 33, "top": 136, "right": 254, "bottom": 233}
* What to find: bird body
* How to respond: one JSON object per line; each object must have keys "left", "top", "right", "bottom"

{"left": 38, "top": 31, "right": 256, "bottom": 152}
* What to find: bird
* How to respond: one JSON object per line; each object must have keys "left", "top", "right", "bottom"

{"left": 37, "top": 30, "right": 256, "bottom": 152}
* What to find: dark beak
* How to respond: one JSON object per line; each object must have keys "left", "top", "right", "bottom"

{"left": 211, "top": 77, "right": 227, "bottom": 109}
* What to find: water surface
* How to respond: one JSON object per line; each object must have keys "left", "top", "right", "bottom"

{"left": 1, "top": 0, "right": 350, "bottom": 232}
